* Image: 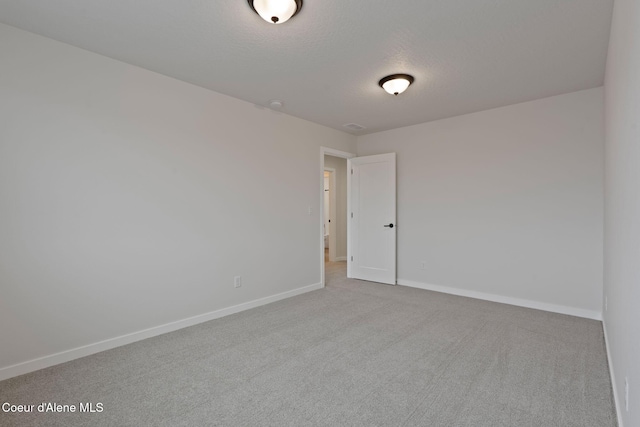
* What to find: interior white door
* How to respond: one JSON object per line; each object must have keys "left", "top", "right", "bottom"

{"left": 347, "top": 153, "right": 396, "bottom": 285}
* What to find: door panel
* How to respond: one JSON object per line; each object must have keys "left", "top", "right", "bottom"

{"left": 348, "top": 153, "right": 396, "bottom": 285}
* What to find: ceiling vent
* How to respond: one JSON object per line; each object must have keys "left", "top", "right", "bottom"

{"left": 343, "top": 123, "right": 365, "bottom": 131}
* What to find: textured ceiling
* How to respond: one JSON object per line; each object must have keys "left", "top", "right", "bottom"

{"left": 0, "top": 0, "right": 614, "bottom": 135}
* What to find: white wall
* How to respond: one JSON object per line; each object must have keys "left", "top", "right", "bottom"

{"left": 0, "top": 24, "right": 356, "bottom": 377}
{"left": 603, "top": 0, "right": 640, "bottom": 424}
{"left": 358, "top": 88, "right": 604, "bottom": 318}
{"left": 324, "top": 155, "right": 348, "bottom": 259}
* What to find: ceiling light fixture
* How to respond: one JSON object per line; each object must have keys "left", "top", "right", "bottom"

{"left": 378, "top": 74, "right": 415, "bottom": 96}
{"left": 248, "top": 0, "right": 303, "bottom": 24}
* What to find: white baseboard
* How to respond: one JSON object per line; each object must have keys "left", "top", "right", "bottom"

{"left": 0, "top": 282, "right": 323, "bottom": 382}
{"left": 397, "top": 279, "right": 602, "bottom": 320}
{"left": 335, "top": 256, "right": 347, "bottom": 261}
{"left": 603, "top": 319, "right": 624, "bottom": 427}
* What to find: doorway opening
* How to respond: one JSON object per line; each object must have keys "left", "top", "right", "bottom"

{"left": 320, "top": 147, "right": 355, "bottom": 287}
{"left": 324, "top": 168, "right": 335, "bottom": 262}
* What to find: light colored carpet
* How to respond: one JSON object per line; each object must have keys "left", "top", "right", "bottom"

{"left": 0, "top": 261, "right": 617, "bottom": 426}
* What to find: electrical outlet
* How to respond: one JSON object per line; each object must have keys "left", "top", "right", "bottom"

{"left": 420, "top": 261, "right": 426, "bottom": 270}
{"left": 308, "top": 206, "right": 312, "bottom": 215}
{"left": 605, "top": 296, "right": 608, "bottom": 312}
{"left": 234, "top": 276, "right": 242, "bottom": 288}
{"left": 625, "top": 377, "right": 629, "bottom": 411}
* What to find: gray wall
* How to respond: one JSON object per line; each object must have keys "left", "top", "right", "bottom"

{"left": 357, "top": 88, "right": 604, "bottom": 317}
{"left": 603, "top": 0, "right": 640, "bottom": 424}
{"left": 0, "top": 24, "right": 356, "bottom": 376}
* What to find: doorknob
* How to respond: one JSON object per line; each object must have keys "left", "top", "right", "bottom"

{"left": 384, "top": 223, "right": 394, "bottom": 228}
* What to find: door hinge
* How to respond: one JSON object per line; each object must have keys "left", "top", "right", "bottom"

{"left": 351, "top": 212, "right": 353, "bottom": 218}
{"left": 351, "top": 168, "right": 353, "bottom": 175}
{"left": 351, "top": 256, "right": 353, "bottom": 261}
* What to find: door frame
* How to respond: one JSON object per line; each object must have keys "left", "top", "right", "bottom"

{"left": 320, "top": 147, "right": 355, "bottom": 286}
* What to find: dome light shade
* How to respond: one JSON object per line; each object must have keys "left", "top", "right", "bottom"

{"left": 248, "top": 0, "right": 302, "bottom": 24}
{"left": 378, "top": 74, "right": 415, "bottom": 95}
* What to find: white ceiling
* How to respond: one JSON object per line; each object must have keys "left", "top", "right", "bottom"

{"left": 0, "top": 0, "right": 614, "bottom": 135}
